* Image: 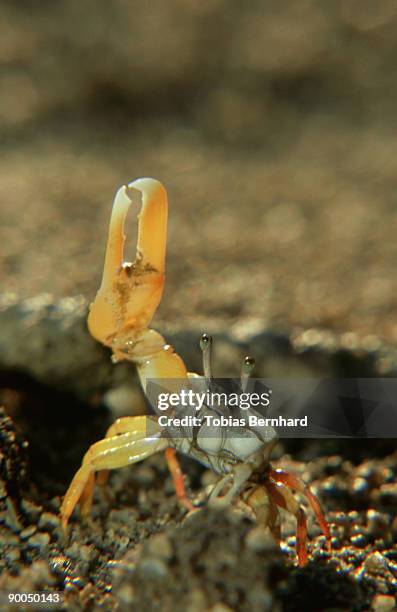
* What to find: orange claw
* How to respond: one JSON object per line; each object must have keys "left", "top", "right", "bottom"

{"left": 87, "top": 178, "right": 187, "bottom": 391}
{"left": 87, "top": 178, "right": 168, "bottom": 357}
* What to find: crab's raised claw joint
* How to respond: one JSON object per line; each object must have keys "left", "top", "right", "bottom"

{"left": 87, "top": 178, "right": 168, "bottom": 352}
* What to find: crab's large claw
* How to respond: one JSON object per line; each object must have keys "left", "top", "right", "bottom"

{"left": 87, "top": 178, "right": 167, "bottom": 359}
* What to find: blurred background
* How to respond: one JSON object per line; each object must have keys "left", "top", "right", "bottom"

{"left": 1, "top": 0, "right": 397, "bottom": 342}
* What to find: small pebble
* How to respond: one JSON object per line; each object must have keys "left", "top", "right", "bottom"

{"left": 367, "top": 513, "right": 389, "bottom": 541}
{"left": 325, "top": 456, "right": 343, "bottom": 473}
{"left": 20, "top": 525, "right": 37, "bottom": 539}
{"left": 5, "top": 499, "right": 23, "bottom": 532}
{"left": 117, "top": 536, "right": 131, "bottom": 555}
{"left": 49, "top": 555, "right": 71, "bottom": 576}
{"left": 2, "top": 533, "right": 19, "bottom": 545}
{"left": 350, "top": 534, "right": 367, "bottom": 548}
{"left": 378, "top": 484, "right": 397, "bottom": 504}
{"left": 64, "top": 581, "right": 80, "bottom": 594}
{"left": 38, "top": 512, "right": 60, "bottom": 531}
{"left": 66, "top": 542, "right": 82, "bottom": 559}
{"left": 340, "top": 546, "right": 362, "bottom": 562}
{"left": 332, "top": 512, "right": 349, "bottom": 526}
{"left": 365, "top": 552, "right": 388, "bottom": 572}
{"left": 28, "top": 532, "right": 50, "bottom": 549}
{"left": 5, "top": 548, "right": 20, "bottom": 563}
{"left": 79, "top": 545, "right": 94, "bottom": 563}
{"left": 355, "top": 464, "right": 374, "bottom": 479}
{"left": 21, "top": 499, "right": 42, "bottom": 521}
{"left": 351, "top": 524, "right": 365, "bottom": 535}
{"left": 352, "top": 477, "right": 369, "bottom": 495}
{"left": 371, "top": 594, "right": 396, "bottom": 612}
{"left": 109, "top": 508, "right": 136, "bottom": 525}
{"left": 71, "top": 576, "right": 85, "bottom": 588}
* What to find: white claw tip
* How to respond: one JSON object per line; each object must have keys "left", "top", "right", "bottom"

{"left": 127, "top": 178, "right": 166, "bottom": 200}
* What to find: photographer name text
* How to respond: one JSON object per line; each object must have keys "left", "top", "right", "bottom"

{"left": 157, "top": 414, "right": 308, "bottom": 428}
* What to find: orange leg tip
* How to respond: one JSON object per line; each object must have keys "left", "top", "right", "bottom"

{"left": 60, "top": 516, "right": 68, "bottom": 532}
{"left": 269, "top": 467, "right": 331, "bottom": 548}
{"left": 298, "top": 552, "right": 308, "bottom": 568}
{"left": 165, "top": 448, "right": 195, "bottom": 512}
{"left": 325, "top": 536, "right": 332, "bottom": 552}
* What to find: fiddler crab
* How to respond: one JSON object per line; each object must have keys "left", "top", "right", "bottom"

{"left": 60, "top": 178, "right": 331, "bottom": 566}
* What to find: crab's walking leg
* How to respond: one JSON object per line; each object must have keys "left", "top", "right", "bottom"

{"left": 96, "top": 416, "right": 151, "bottom": 488}
{"left": 209, "top": 463, "right": 253, "bottom": 504}
{"left": 95, "top": 419, "right": 194, "bottom": 510}
{"left": 84, "top": 416, "right": 159, "bottom": 509}
{"left": 269, "top": 467, "right": 331, "bottom": 549}
{"left": 78, "top": 473, "right": 95, "bottom": 517}
{"left": 243, "top": 485, "right": 281, "bottom": 542}
{"left": 60, "top": 417, "right": 167, "bottom": 528}
{"left": 266, "top": 480, "right": 308, "bottom": 567}
{"left": 164, "top": 447, "right": 195, "bottom": 511}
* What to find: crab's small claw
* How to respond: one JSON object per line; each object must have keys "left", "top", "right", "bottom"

{"left": 87, "top": 179, "right": 168, "bottom": 357}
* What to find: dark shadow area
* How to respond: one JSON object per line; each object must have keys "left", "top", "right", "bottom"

{"left": 0, "top": 369, "right": 111, "bottom": 498}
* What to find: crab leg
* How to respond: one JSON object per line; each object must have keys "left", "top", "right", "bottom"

{"left": 266, "top": 480, "right": 308, "bottom": 567}
{"left": 243, "top": 485, "right": 281, "bottom": 541}
{"left": 269, "top": 467, "right": 331, "bottom": 549}
{"left": 209, "top": 463, "right": 253, "bottom": 504}
{"left": 78, "top": 473, "right": 95, "bottom": 517}
{"left": 164, "top": 448, "right": 195, "bottom": 511}
{"left": 96, "top": 416, "right": 151, "bottom": 487}
{"left": 96, "top": 426, "right": 194, "bottom": 510}
{"left": 60, "top": 416, "right": 167, "bottom": 528}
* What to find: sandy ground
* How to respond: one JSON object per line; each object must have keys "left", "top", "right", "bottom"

{"left": 0, "top": 394, "right": 396, "bottom": 611}
{"left": 0, "top": 2, "right": 397, "bottom": 341}
{"left": 0, "top": 311, "right": 396, "bottom": 611}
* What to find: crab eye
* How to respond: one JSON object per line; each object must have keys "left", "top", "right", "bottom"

{"left": 241, "top": 355, "right": 255, "bottom": 391}
{"left": 200, "top": 333, "right": 211, "bottom": 349}
{"left": 200, "top": 333, "right": 213, "bottom": 382}
{"left": 243, "top": 356, "right": 255, "bottom": 372}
